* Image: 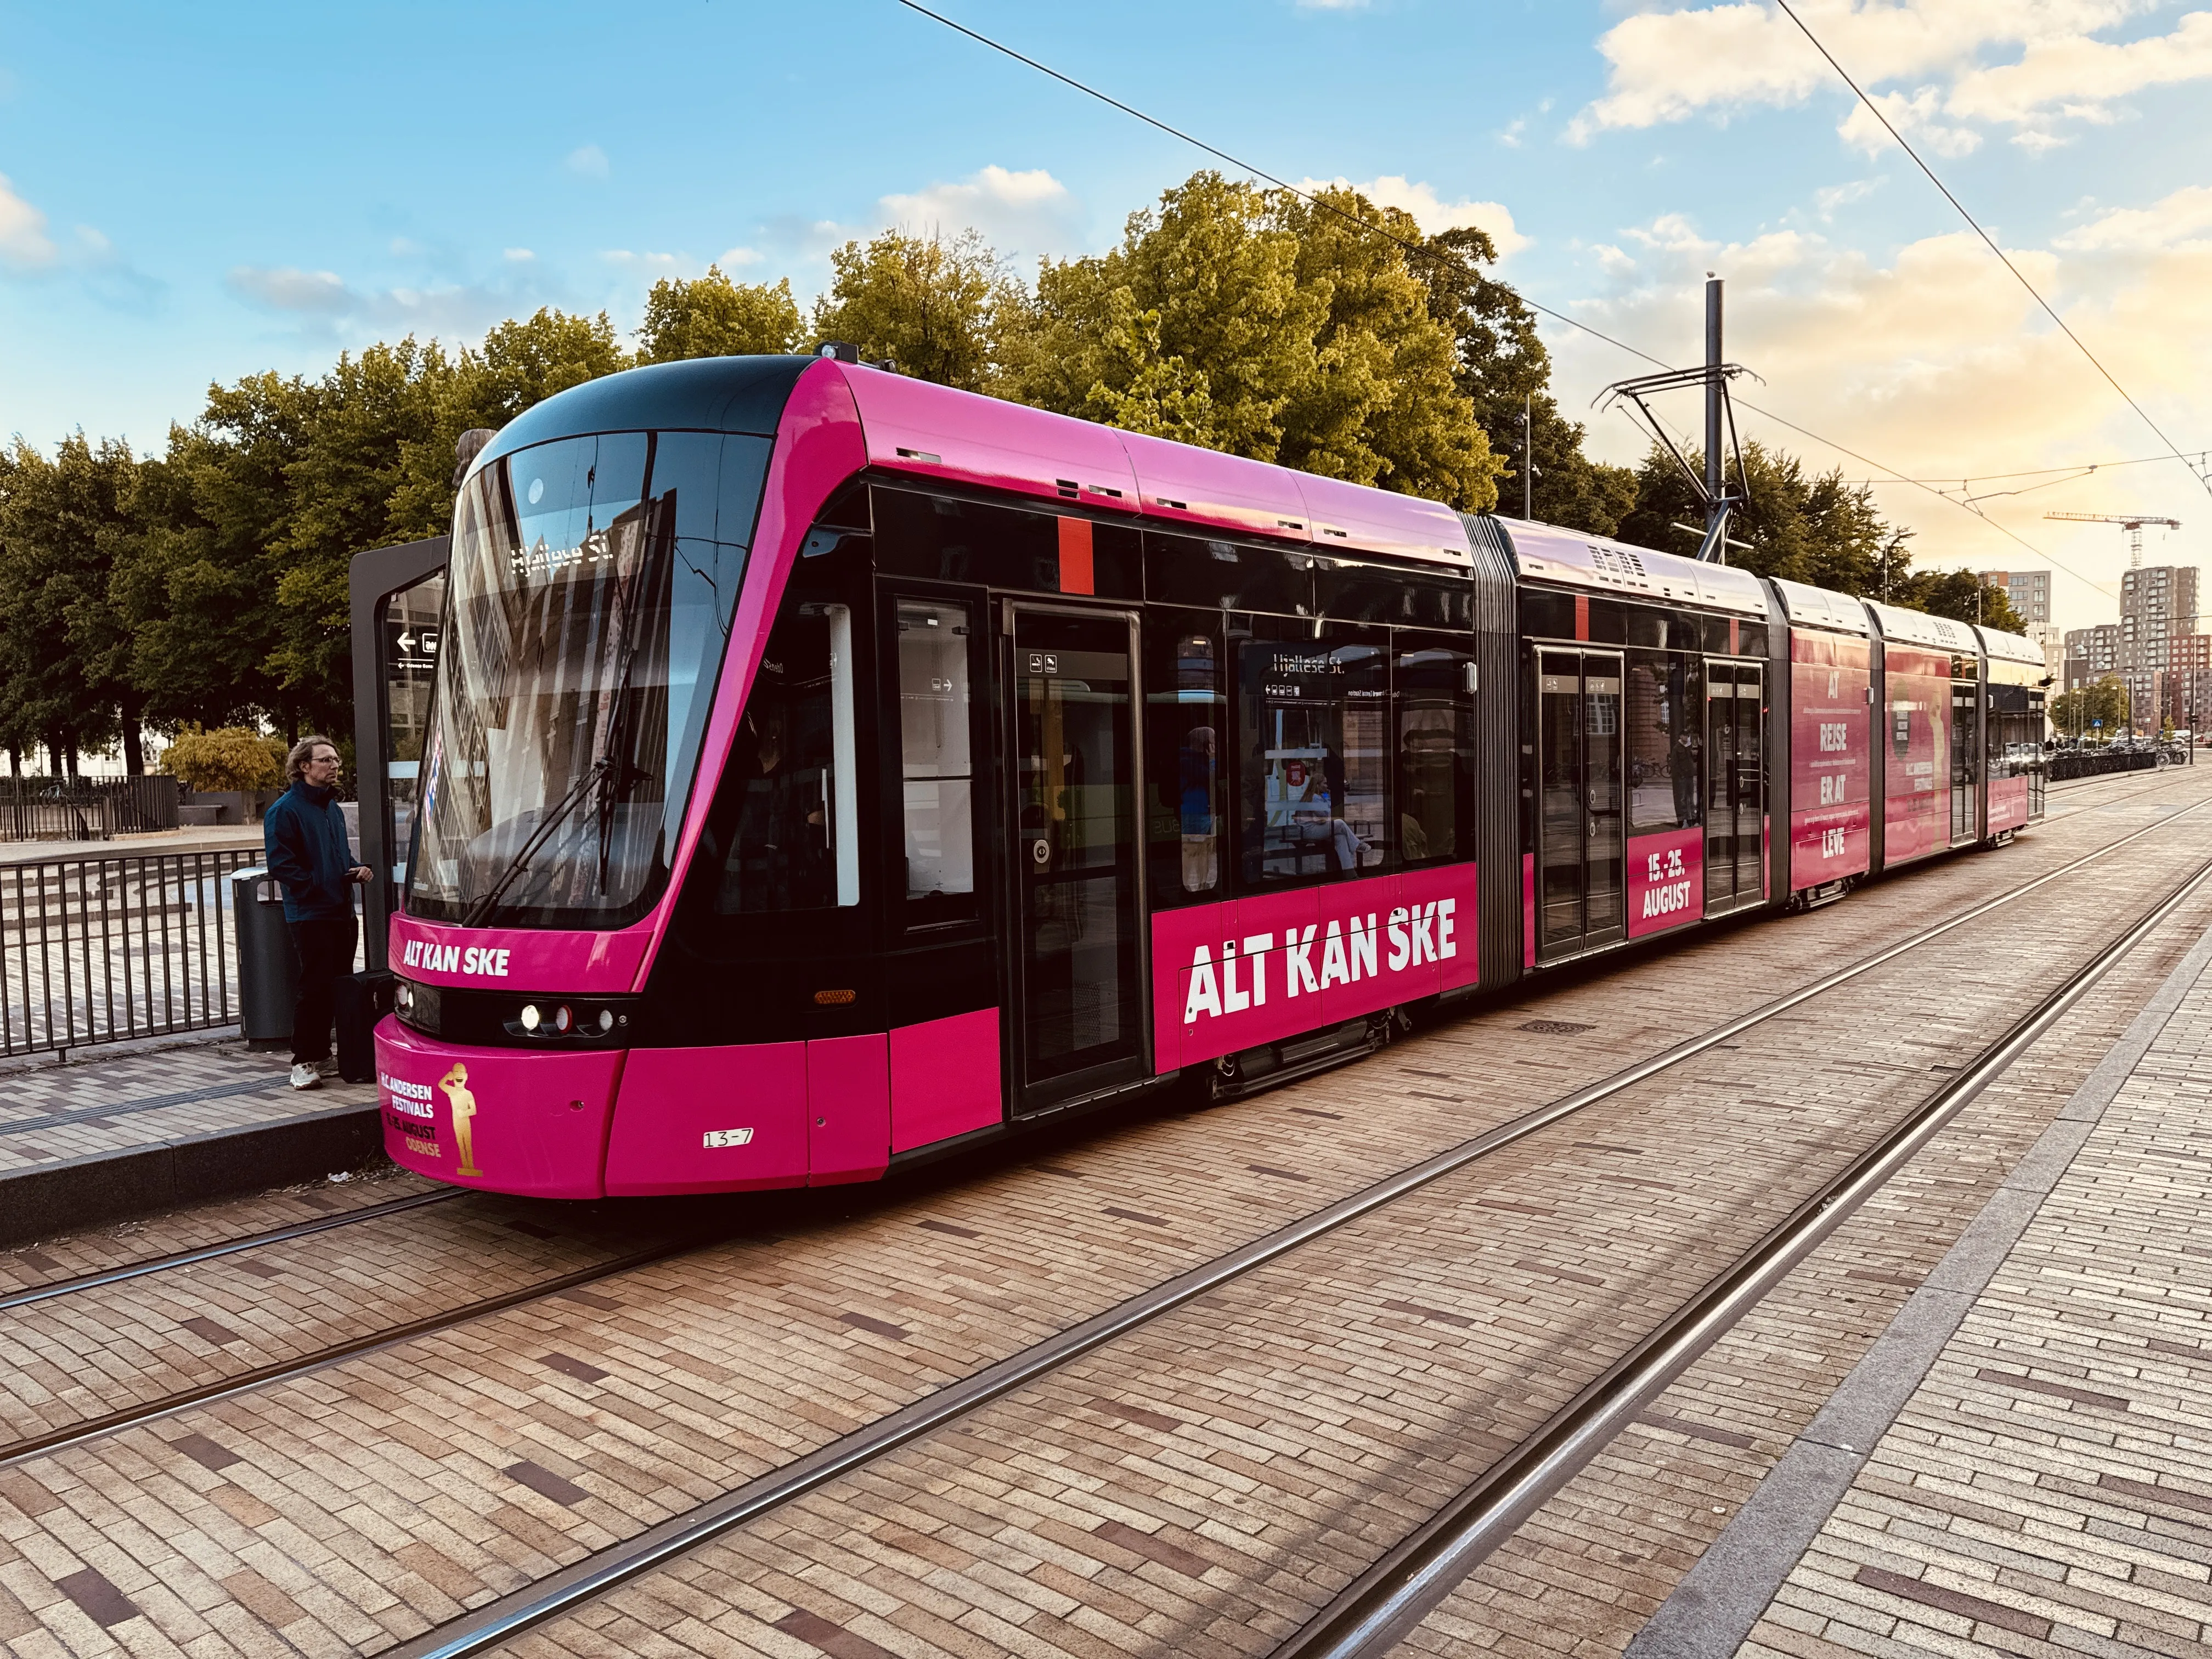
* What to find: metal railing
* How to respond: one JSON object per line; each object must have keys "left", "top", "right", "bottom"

{"left": 0, "top": 847, "right": 261, "bottom": 1056}
{"left": 0, "top": 776, "right": 182, "bottom": 840}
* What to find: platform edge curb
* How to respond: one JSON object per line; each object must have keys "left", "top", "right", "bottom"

{"left": 0, "top": 1103, "right": 383, "bottom": 1249}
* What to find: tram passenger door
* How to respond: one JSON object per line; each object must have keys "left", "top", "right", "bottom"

{"left": 1950, "top": 682, "right": 1980, "bottom": 845}
{"left": 1535, "top": 648, "right": 1626, "bottom": 963}
{"left": 1705, "top": 660, "right": 1766, "bottom": 915}
{"left": 1006, "top": 606, "right": 1147, "bottom": 1112}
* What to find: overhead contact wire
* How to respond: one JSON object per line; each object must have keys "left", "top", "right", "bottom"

{"left": 889, "top": 0, "right": 2113, "bottom": 594}
{"left": 1772, "top": 0, "right": 2209, "bottom": 503}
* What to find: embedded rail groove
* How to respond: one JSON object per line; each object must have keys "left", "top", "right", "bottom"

{"left": 0, "top": 1235, "right": 702, "bottom": 1471}
{"left": 0, "top": 1186, "right": 465, "bottom": 1313}
{"left": 382, "top": 794, "right": 2212, "bottom": 1659}
{"left": 1271, "top": 848, "right": 2212, "bottom": 1659}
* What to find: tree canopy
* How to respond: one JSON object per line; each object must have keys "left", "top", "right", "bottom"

{"left": 0, "top": 167, "right": 2040, "bottom": 775}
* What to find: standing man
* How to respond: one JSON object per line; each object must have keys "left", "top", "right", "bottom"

{"left": 264, "top": 736, "right": 373, "bottom": 1090}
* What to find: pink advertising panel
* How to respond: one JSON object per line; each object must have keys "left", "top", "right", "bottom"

{"left": 375, "top": 1017, "right": 621, "bottom": 1199}
{"left": 1628, "top": 826, "right": 1704, "bottom": 939}
{"left": 1882, "top": 642, "right": 1951, "bottom": 867}
{"left": 389, "top": 913, "right": 650, "bottom": 996}
{"left": 1988, "top": 775, "right": 2031, "bottom": 835}
{"left": 889, "top": 1009, "right": 1003, "bottom": 1153}
{"left": 1149, "top": 864, "right": 1478, "bottom": 1071}
{"left": 1790, "top": 632, "right": 1873, "bottom": 890}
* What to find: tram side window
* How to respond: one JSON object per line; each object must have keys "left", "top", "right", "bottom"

{"left": 896, "top": 599, "right": 978, "bottom": 927}
{"left": 1238, "top": 631, "right": 1392, "bottom": 885}
{"left": 719, "top": 597, "right": 857, "bottom": 913}
{"left": 1395, "top": 640, "right": 1471, "bottom": 864}
{"left": 1625, "top": 650, "right": 1701, "bottom": 834}
{"left": 1145, "top": 627, "right": 1224, "bottom": 901}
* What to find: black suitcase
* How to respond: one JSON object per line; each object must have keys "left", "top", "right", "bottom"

{"left": 336, "top": 969, "right": 397, "bottom": 1084}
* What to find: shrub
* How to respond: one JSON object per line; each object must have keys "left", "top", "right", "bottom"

{"left": 165, "top": 725, "right": 284, "bottom": 792}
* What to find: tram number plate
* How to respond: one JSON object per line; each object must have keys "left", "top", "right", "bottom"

{"left": 702, "top": 1127, "right": 756, "bottom": 1149}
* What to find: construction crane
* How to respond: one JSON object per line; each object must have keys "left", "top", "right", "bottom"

{"left": 2045, "top": 511, "right": 2182, "bottom": 568}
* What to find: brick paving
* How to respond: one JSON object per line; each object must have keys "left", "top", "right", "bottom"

{"left": 1726, "top": 896, "right": 2212, "bottom": 1655}
{"left": 1403, "top": 871, "right": 2212, "bottom": 1658}
{"left": 0, "top": 766, "right": 2201, "bottom": 1658}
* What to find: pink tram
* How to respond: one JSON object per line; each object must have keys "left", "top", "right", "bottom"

{"left": 375, "top": 354, "right": 2047, "bottom": 1198}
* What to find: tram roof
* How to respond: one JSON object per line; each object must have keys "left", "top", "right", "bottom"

{"left": 1976, "top": 625, "right": 2045, "bottom": 667}
{"left": 463, "top": 354, "right": 1481, "bottom": 571}
{"left": 1865, "top": 599, "right": 1982, "bottom": 653}
{"left": 1487, "top": 516, "right": 1770, "bottom": 618}
{"left": 1768, "top": 577, "right": 1872, "bottom": 636}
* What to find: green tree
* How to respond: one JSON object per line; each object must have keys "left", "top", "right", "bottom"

{"left": 1899, "top": 567, "right": 2028, "bottom": 631}
{"left": 1615, "top": 439, "right": 1915, "bottom": 596}
{"left": 1415, "top": 227, "right": 1637, "bottom": 533}
{"left": 2046, "top": 676, "right": 2129, "bottom": 741}
{"left": 639, "top": 268, "right": 804, "bottom": 362}
{"left": 0, "top": 433, "right": 150, "bottom": 773}
{"left": 387, "top": 308, "right": 630, "bottom": 538}
{"left": 1005, "top": 172, "right": 1499, "bottom": 506}
{"left": 811, "top": 228, "right": 1014, "bottom": 392}
{"left": 164, "top": 724, "right": 284, "bottom": 791}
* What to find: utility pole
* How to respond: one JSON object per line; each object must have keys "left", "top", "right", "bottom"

{"left": 1523, "top": 394, "right": 1533, "bottom": 521}
{"left": 1704, "top": 275, "right": 1725, "bottom": 563}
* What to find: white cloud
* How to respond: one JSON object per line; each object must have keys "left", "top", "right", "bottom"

{"left": 1547, "top": 188, "right": 2212, "bottom": 625}
{"left": 225, "top": 262, "right": 555, "bottom": 340}
{"left": 227, "top": 265, "right": 352, "bottom": 313}
{"left": 1837, "top": 86, "right": 1982, "bottom": 156}
{"left": 565, "top": 144, "right": 610, "bottom": 179}
{"left": 2055, "top": 182, "right": 2212, "bottom": 251}
{"left": 503, "top": 247, "right": 535, "bottom": 262}
{"left": 717, "top": 245, "right": 764, "bottom": 267}
{"left": 1814, "top": 176, "right": 1884, "bottom": 216}
{"left": 0, "top": 171, "right": 57, "bottom": 269}
{"left": 1570, "top": 2, "right": 2210, "bottom": 153}
{"left": 878, "top": 164, "right": 1081, "bottom": 257}
{"left": 600, "top": 250, "right": 686, "bottom": 272}
{"left": 1296, "top": 173, "right": 1531, "bottom": 256}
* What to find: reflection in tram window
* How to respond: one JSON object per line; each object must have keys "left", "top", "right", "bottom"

{"left": 719, "top": 598, "right": 850, "bottom": 913}
{"left": 1238, "top": 635, "right": 1391, "bottom": 885}
{"left": 1395, "top": 640, "right": 1472, "bottom": 865}
{"left": 897, "top": 601, "right": 977, "bottom": 924}
{"left": 1144, "top": 630, "right": 1223, "bottom": 900}
{"left": 1624, "top": 650, "right": 1702, "bottom": 835}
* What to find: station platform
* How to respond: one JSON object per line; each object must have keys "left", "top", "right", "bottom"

{"left": 0, "top": 1036, "right": 380, "bottom": 1250}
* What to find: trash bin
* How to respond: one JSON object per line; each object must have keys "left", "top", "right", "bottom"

{"left": 233, "top": 867, "right": 297, "bottom": 1049}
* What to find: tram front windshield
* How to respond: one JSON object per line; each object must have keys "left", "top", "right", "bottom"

{"left": 408, "top": 430, "right": 770, "bottom": 929}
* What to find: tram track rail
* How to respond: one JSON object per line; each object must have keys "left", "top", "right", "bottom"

{"left": 0, "top": 1184, "right": 465, "bottom": 1312}
{"left": 1274, "top": 844, "right": 2212, "bottom": 1659}
{"left": 378, "top": 780, "right": 2212, "bottom": 1658}
{"left": 0, "top": 1233, "right": 707, "bottom": 1471}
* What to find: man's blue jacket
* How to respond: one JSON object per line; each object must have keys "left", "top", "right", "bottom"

{"left": 263, "top": 780, "right": 359, "bottom": 921}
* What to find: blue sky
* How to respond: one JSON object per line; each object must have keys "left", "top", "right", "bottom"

{"left": 6, "top": 1, "right": 2211, "bottom": 631}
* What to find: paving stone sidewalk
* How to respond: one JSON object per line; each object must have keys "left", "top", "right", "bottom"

{"left": 1720, "top": 920, "right": 2212, "bottom": 1656}
{"left": 0, "top": 1035, "right": 380, "bottom": 1246}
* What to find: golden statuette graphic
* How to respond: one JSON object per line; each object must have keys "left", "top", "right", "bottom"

{"left": 439, "top": 1062, "right": 484, "bottom": 1177}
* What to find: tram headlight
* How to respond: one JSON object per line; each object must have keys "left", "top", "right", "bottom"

{"left": 394, "top": 980, "right": 414, "bottom": 1015}
{"left": 597, "top": 1008, "right": 615, "bottom": 1034}
{"left": 520, "top": 1003, "right": 541, "bottom": 1031}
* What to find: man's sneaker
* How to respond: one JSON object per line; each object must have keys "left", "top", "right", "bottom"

{"left": 289, "top": 1063, "right": 323, "bottom": 1091}
{"left": 317, "top": 1057, "right": 341, "bottom": 1078}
